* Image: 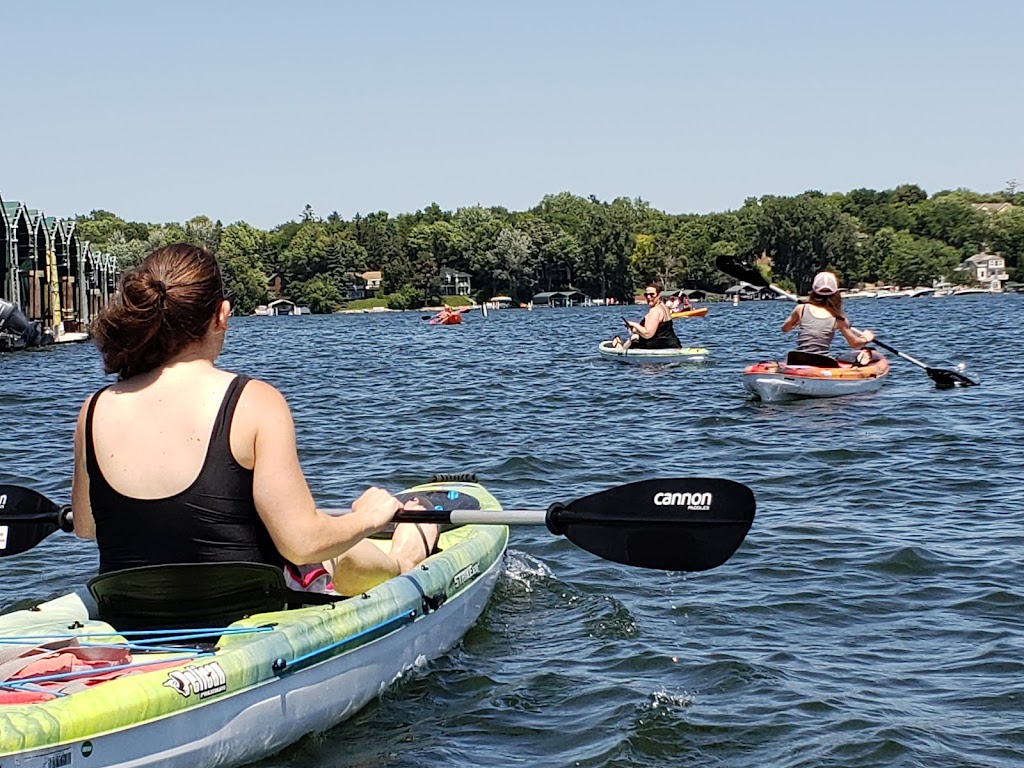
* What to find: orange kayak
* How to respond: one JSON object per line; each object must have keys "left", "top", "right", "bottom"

{"left": 742, "top": 351, "right": 890, "bottom": 402}
{"left": 429, "top": 313, "right": 462, "bottom": 325}
{"left": 670, "top": 307, "right": 708, "bottom": 319}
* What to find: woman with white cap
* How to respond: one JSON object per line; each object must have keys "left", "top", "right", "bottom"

{"left": 781, "top": 271, "right": 875, "bottom": 357}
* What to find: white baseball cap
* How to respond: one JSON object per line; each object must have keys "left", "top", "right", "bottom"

{"left": 811, "top": 272, "right": 839, "bottom": 295}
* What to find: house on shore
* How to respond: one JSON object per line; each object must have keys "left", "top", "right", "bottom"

{"left": 957, "top": 252, "right": 1009, "bottom": 290}
{"left": 440, "top": 267, "right": 471, "bottom": 297}
{"left": 254, "top": 299, "right": 310, "bottom": 316}
{"left": 532, "top": 289, "right": 588, "bottom": 307}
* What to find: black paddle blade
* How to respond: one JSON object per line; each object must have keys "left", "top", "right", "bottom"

{"left": 547, "top": 478, "right": 755, "bottom": 572}
{"left": 926, "top": 367, "right": 979, "bottom": 389}
{"left": 715, "top": 254, "right": 769, "bottom": 288}
{"left": 0, "top": 485, "right": 66, "bottom": 557}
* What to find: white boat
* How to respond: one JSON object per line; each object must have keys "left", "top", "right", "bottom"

{"left": 841, "top": 290, "right": 877, "bottom": 299}
{"left": 598, "top": 340, "right": 709, "bottom": 365}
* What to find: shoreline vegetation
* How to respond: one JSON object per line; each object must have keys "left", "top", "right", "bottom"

{"left": 70, "top": 185, "right": 1024, "bottom": 316}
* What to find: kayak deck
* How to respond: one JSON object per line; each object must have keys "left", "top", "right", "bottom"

{"left": 0, "top": 480, "right": 507, "bottom": 768}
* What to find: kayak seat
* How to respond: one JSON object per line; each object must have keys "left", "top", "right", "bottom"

{"left": 88, "top": 562, "right": 343, "bottom": 635}
{"left": 836, "top": 347, "right": 878, "bottom": 367}
{"left": 786, "top": 350, "right": 840, "bottom": 368}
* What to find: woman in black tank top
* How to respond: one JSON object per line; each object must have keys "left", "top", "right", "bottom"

{"left": 71, "top": 244, "right": 439, "bottom": 597}
{"left": 613, "top": 282, "right": 681, "bottom": 350}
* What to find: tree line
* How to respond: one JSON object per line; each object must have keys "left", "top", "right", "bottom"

{"left": 73, "top": 184, "right": 1024, "bottom": 315}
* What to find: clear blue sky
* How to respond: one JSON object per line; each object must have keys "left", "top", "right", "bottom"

{"left": 2, "top": 0, "right": 1020, "bottom": 229}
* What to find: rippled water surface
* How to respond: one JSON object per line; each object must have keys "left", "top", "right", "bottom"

{"left": 2, "top": 296, "right": 1023, "bottom": 767}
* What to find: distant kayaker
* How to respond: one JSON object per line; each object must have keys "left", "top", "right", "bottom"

{"left": 782, "top": 271, "right": 875, "bottom": 359}
{"left": 71, "top": 243, "right": 439, "bottom": 597}
{"left": 611, "top": 282, "right": 682, "bottom": 350}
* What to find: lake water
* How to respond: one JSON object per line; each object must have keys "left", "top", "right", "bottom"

{"left": 2, "top": 295, "right": 1022, "bottom": 767}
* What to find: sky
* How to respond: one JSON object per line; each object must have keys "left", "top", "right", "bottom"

{"left": 2, "top": 0, "right": 1021, "bottom": 230}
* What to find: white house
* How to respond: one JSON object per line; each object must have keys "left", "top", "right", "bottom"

{"left": 958, "top": 252, "right": 1010, "bottom": 290}
{"left": 439, "top": 267, "right": 471, "bottom": 297}
{"left": 347, "top": 270, "right": 383, "bottom": 300}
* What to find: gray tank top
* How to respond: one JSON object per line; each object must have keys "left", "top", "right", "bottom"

{"left": 796, "top": 306, "right": 837, "bottom": 355}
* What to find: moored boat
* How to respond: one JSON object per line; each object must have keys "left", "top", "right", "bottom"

{"left": 742, "top": 350, "right": 890, "bottom": 402}
{"left": 670, "top": 307, "right": 709, "bottom": 319}
{"left": 598, "top": 340, "right": 709, "bottom": 365}
{"left": 0, "top": 478, "right": 507, "bottom": 768}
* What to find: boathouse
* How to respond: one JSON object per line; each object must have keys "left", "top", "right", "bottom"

{"left": 531, "top": 289, "right": 588, "bottom": 307}
{"left": 1, "top": 191, "right": 117, "bottom": 345}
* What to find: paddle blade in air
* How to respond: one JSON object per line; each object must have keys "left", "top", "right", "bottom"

{"left": 715, "top": 255, "right": 767, "bottom": 287}
{"left": 548, "top": 478, "right": 755, "bottom": 572}
{"left": 0, "top": 485, "right": 64, "bottom": 557}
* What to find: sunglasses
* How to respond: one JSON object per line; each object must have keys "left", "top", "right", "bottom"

{"left": 644, "top": 292, "right": 657, "bottom": 298}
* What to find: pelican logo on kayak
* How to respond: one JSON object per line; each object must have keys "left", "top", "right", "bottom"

{"left": 0, "top": 493, "right": 7, "bottom": 508}
{"left": 164, "top": 662, "right": 227, "bottom": 699}
{"left": 452, "top": 562, "right": 480, "bottom": 590}
{"left": 653, "top": 492, "right": 712, "bottom": 511}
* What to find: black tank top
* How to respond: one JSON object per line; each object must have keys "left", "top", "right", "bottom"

{"left": 634, "top": 310, "right": 682, "bottom": 350}
{"left": 86, "top": 375, "right": 281, "bottom": 573}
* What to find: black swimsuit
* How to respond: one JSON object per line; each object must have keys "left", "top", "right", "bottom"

{"left": 633, "top": 309, "right": 681, "bottom": 349}
{"left": 86, "top": 375, "right": 281, "bottom": 574}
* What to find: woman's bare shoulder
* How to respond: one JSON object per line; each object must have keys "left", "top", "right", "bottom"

{"left": 235, "top": 377, "right": 293, "bottom": 423}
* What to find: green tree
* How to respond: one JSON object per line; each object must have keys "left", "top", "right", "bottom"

{"left": 988, "top": 207, "right": 1024, "bottom": 277}
{"left": 219, "top": 222, "right": 270, "bottom": 315}
{"left": 911, "top": 193, "right": 987, "bottom": 254}
{"left": 747, "top": 193, "right": 859, "bottom": 292}
{"left": 489, "top": 227, "right": 534, "bottom": 301}
{"left": 291, "top": 274, "right": 341, "bottom": 314}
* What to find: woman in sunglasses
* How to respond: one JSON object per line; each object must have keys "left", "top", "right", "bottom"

{"left": 611, "top": 282, "right": 682, "bottom": 350}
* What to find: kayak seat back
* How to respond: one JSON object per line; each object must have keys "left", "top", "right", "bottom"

{"left": 88, "top": 562, "right": 340, "bottom": 635}
{"left": 786, "top": 350, "right": 840, "bottom": 368}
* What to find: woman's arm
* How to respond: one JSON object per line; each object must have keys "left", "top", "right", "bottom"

{"left": 629, "top": 307, "right": 663, "bottom": 339}
{"left": 71, "top": 396, "right": 97, "bottom": 540}
{"left": 836, "top": 319, "right": 874, "bottom": 348}
{"left": 244, "top": 382, "right": 401, "bottom": 565}
{"left": 781, "top": 305, "right": 802, "bottom": 332}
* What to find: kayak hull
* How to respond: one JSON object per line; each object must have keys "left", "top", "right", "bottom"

{"left": 670, "top": 307, "right": 708, "bottom": 318}
{"left": 598, "top": 340, "right": 709, "bottom": 365}
{"left": 429, "top": 313, "right": 462, "bottom": 325}
{"left": 742, "top": 354, "right": 890, "bottom": 402}
{"left": 0, "top": 481, "right": 507, "bottom": 768}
